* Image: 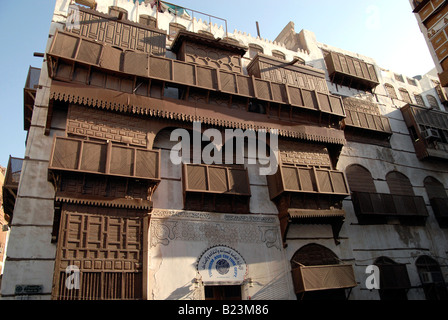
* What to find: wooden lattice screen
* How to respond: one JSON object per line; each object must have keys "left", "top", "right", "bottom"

{"left": 52, "top": 204, "right": 145, "bottom": 300}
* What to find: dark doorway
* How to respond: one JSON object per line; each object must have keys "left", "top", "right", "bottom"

{"left": 204, "top": 285, "right": 242, "bottom": 300}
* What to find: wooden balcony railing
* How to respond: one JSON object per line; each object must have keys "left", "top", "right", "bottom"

{"left": 2, "top": 156, "right": 24, "bottom": 218}
{"left": 324, "top": 51, "right": 379, "bottom": 91}
{"left": 65, "top": 5, "right": 166, "bottom": 56}
{"left": 343, "top": 110, "right": 392, "bottom": 135}
{"left": 24, "top": 66, "right": 40, "bottom": 131}
{"left": 47, "top": 30, "right": 346, "bottom": 119}
{"left": 351, "top": 191, "right": 429, "bottom": 218}
{"left": 267, "top": 165, "right": 350, "bottom": 200}
{"left": 182, "top": 163, "right": 250, "bottom": 196}
{"left": 342, "top": 96, "right": 392, "bottom": 137}
{"left": 291, "top": 264, "right": 357, "bottom": 294}
{"left": 48, "top": 136, "right": 160, "bottom": 181}
{"left": 401, "top": 104, "right": 448, "bottom": 160}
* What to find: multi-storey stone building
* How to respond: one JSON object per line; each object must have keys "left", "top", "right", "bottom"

{"left": 1, "top": 0, "right": 447, "bottom": 300}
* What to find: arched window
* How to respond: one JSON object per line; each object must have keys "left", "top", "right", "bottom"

{"left": 427, "top": 95, "right": 440, "bottom": 110}
{"left": 414, "top": 94, "right": 426, "bottom": 107}
{"left": 424, "top": 176, "right": 448, "bottom": 227}
{"left": 416, "top": 255, "right": 448, "bottom": 300}
{"left": 169, "top": 22, "right": 186, "bottom": 40}
{"left": 345, "top": 164, "right": 376, "bottom": 193}
{"left": 109, "top": 6, "right": 128, "bottom": 20}
{"left": 290, "top": 244, "right": 340, "bottom": 267}
{"left": 272, "top": 50, "right": 286, "bottom": 60}
{"left": 424, "top": 176, "right": 447, "bottom": 199}
{"left": 384, "top": 83, "right": 398, "bottom": 100}
{"left": 386, "top": 171, "right": 414, "bottom": 196}
{"left": 139, "top": 14, "right": 157, "bottom": 28}
{"left": 374, "top": 257, "right": 411, "bottom": 300}
{"left": 248, "top": 43, "right": 264, "bottom": 59}
{"left": 399, "top": 88, "right": 412, "bottom": 104}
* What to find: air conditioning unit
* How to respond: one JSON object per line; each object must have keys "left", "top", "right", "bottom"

{"left": 420, "top": 272, "right": 434, "bottom": 284}
{"left": 421, "top": 128, "right": 441, "bottom": 141}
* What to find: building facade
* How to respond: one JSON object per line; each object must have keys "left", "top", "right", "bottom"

{"left": 1, "top": 0, "right": 447, "bottom": 300}
{"left": 412, "top": 0, "right": 448, "bottom": 99}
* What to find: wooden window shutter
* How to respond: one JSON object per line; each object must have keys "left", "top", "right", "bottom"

{"left": 345, "top": 164, "right": 376, "bottom": 193}
{"left": 384, "top": 83, "right": 398, "bottom": 100}
{"left": 399, "top": 88, "right": 412, "bottom": 104}
{"left": 386, "top": 171, "right": 414, "bottom": 196}
{"left": 427, "top": 95, "right": 440, "bottom": 110}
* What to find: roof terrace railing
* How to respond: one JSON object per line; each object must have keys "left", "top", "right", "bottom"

{"left": 155, "top": 0, "right": 228, "bottom": 36}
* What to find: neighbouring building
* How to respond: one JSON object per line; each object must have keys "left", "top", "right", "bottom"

{"left": 0, "top": 166, "right": 11, "bottom": 279}
{"left": 1, "top": 0, "right": 447, "bottom": 300}
{"left": 412, "top": 0, "right": 448, "bottom": 100}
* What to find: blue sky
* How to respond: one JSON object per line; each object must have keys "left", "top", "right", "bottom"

{"left": 0, "top": 0, "right": 436, "bottom": 168}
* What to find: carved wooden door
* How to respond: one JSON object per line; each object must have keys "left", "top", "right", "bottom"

{"left": 52, "top": 204, "right": 144, "bottom": 300}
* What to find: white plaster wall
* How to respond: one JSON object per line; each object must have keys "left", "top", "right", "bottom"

{"left": 148, "top": 210, "right": 295, "bottom": 300}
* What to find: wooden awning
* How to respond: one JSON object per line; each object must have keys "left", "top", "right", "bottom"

{"left": 55, "top": 196, "right": 153, "bottom": 210}
{"left": 292, "top": 264, "right": 357, "bottom": 294}
{"left": 49, "top": 81, "right": 346, "bottom": 145}
{"left": 288, "top": 209, "right": 345, "bottom": 219}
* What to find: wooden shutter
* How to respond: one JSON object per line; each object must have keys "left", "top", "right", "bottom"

{"left": 52, "top": 204, "right": 144, "bottom": 300}
{"left": 345, "top": 164, "right": 376, "bottom": 193}
{"left": 386, "top": 171, "right": 414, "bottom": 196}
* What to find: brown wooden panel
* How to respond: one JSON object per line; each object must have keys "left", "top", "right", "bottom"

{"left": 288, "top": 87, "right": 303, "bottom": 106}
{"left": 52, "top": 138, "right": 82, "bottom": 170}
{"left": 255, "top": 79, "right": 272, "bottom": 101}
{"left": 123, "top": 51, "right": 148, "bottom": 77}
{"left": 135, "top": 150, "right": 159, "bottom": 179}
{"left": 197, "top": 67, "right": 216, "bottom": 89}
{"left": 419, "top": 1, "right": 435, "bottom": 20}
{"left": 220, "top": 72, "right": 237, "bottom": 94}
{"left": 436, "top": 41, "right": 448, "bottom": 60}
{"left": 51, "top": 32, "right": 79, "bottom": 58}
{"left": 186, "top": 164, "right": 208, "bottom": 191}
{"left": 386, "top": 172, "right": 415, "bottom": 196}
{"left": 298, "top": 168, "right": 315, "bottom": 192}
{"left": 271, "top": 83, "right": 287, "bottom": 103}
{"left": 317, "top": 93, "right": 331, "bottom": 113}
{"left": 431, "top": 31, "right": 447, "bottom": 50}
{"left": 77, "top": 40, "right": 102, "bottom": 65}
{"left": 346, "top": 165, "right": 376, "bottom": 193}
{"left": 316, "top": 170, "right": 332, "bottom": 193}
{"left": 52, "top": 205, "right": 144, "bottom": 300}
{"left": 65, "top": 5, "right": 166, "bottom": 55}
{"left": 209, "top": 166, "right": 228, "bottom": 192}
{"left": 302, "top": 90, "right": 318, "bottom": 110}
{"left": 329, "top": 96, "right": 344, "bottom": 116}
{"left": 80, "top": 143, "right": 107, "bottom": 173}
{"left": 150, "top": 56, "right": 172, "bottom": 80}
{"left": 110, "top": 146, "right": 134, "bottom": 177}
{"left": 424, "top": 2, "right": 448, "bottom": 29}
{"left": 173, "top": 61, "right": 195, "bottom": 85}
{"left": 228, "top": 168, "right": 250, "bottom": 195}
{"left": 330, "top": 171, "right": 349, "bottom": 194}
{"left": 283, "top": 167, "right": 300, "bottom": 191}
